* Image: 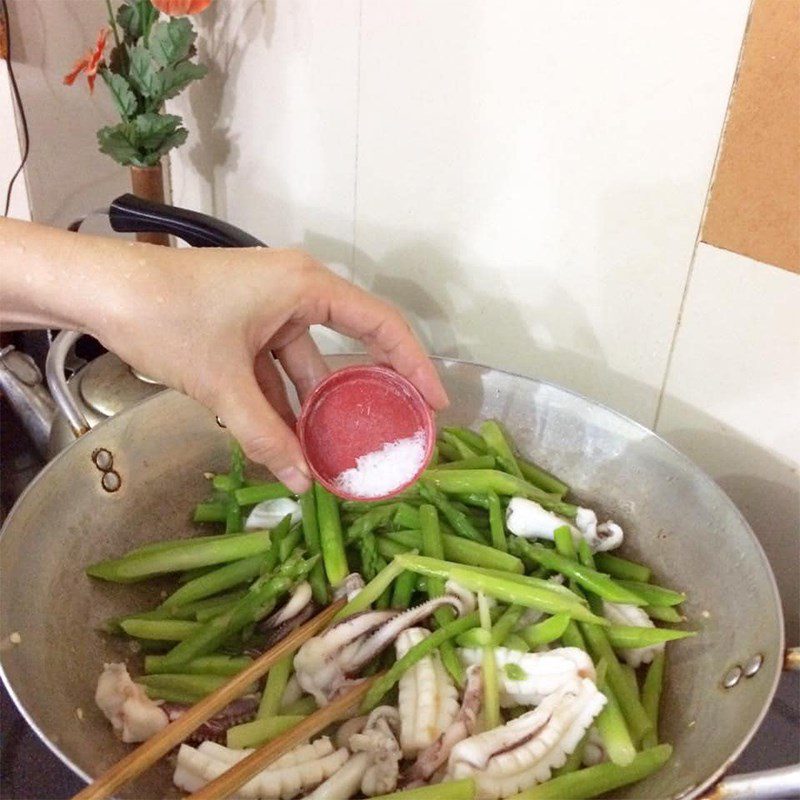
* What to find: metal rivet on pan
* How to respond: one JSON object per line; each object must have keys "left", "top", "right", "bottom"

{"left": 722, "top": 665, "right": 742, "bottom": 689}
{"left": 101, "top": 470, "right": 121, "bottom": 493}
{"left": 215, "top": 416, "right": 227, "bottom": 429}
{"left": 92, "top": 448, "right": 113, "bottom": 470}
{"left": 743, "top": 654, "right": 764, "bottom": 678}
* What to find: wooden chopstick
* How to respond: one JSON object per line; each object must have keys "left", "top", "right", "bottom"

{"left": 187, "top": 675, "right": 378, "bottom": 800}
{"left": 73, "top": 598, "right": 346, "bottom": 800}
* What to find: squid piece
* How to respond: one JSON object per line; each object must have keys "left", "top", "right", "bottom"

{"left": 514, "top": 576, "right": 565, "bottom": 631}
{"left": 602, "top": 601, "right": 664, "bottom": 667}
{"left": 581, "top": 726, "right": 606, "bottom": 766}
{"left": 280, "top": 675, "right": 306, "bottom": 710}
{"left": 94, "top": 662, "right": 168, "bottom": 743}
{"left": 266, "top": 582, "right": 313, "bottom": 628}
{"left": 162, "top": 695, "right": 260, "bottom": 744}
{"left": 574, "top": 508, "right": 624, "bottom": 553}
{"left": 403, "top": 664, "right": 483, "bottom": 787}
{"left": 307, "top": 706, "right": 402, "bottom": 799}
{"left": 245, "top": 498, "right": 302, "bottom": 530}
{"left": 294, "top": 595, "right": 465, "bottom": 705}
{"left": 173, "top": 737, "right": 348, "bottom": 799}
{"left": 396, "top": 627, "right": 460, "bottom": 757}
{"left": 256, "top": 581, "right": 317, "bottom": 649}
{"left": 458, "top": 646, "right": 595, "bottom": 707}
{"left": 334, "top": 715, "right": 368, "bottom": 751}
{"left": 352, "top": 707, "right": 402, "bottom": 796}
{"left": 444, "top": 580, "right": 478, "bottom": 615}
{"left": 333, "top": 573, "right": 366, "bottom": 602}
{"left": 506, "top": 498, "right": 623, "bottom": 553}
{"left": 447, "top": 678, "right": 607, "bottom": 800}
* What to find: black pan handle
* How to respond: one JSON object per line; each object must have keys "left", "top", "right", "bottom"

{"left": 108, "top": 194, "right": 265, "bottom": 248}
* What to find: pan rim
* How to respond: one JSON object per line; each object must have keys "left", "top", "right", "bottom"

{"left": 0, "top": 354, "right": 786, "bottom": 797}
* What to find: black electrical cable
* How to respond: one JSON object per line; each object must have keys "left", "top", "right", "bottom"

{"left": 2, "top": 0, "right": 31, "bottom": 218}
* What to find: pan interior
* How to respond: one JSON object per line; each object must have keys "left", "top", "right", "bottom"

{"left": 0, "top": 357, "right": 783, "bottom": 798}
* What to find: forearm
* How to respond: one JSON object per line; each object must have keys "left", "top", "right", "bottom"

{"left": 0, "top": 217, "right": 446, "bottom": 489}
{"left": 0, "top": 217, "right": 168, "bottom": 337}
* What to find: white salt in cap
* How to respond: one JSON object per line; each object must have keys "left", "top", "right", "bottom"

{"left": 298, "top": 365, "right": 435, "bottom": 500}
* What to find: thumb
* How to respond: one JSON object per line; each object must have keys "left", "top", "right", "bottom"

{"left": 215, "top": 373, "right": 312, "bottom": 495}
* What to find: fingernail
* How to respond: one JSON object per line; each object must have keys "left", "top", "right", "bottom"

{"left": 277, "top": 465, "right": 312, "bottom": 494}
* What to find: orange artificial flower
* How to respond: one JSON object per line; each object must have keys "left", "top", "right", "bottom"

{"left": 151, "top": 0, "right": 212, "bottom": 15}
{"left": 63, "top": 27, "right": 109, "bottom": 92}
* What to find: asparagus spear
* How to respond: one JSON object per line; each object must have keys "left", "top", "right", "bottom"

{"left": 315, "top": 483, "right": 349, "bottom": 586}
{"left": 86, "top": 531, "right": 273, "bottom": 583}
{"left": 299, "top": 486, "right": 329, "bottom": 605}
{"left": 157, "top": 552, "right": 315, "bottom": 670}
{"left": 509, "top": 745, "right": 672, "bottom": 799}
{"left": 419, "top": 482, "right": 488, "bottom": 544}
{"left": 419, "top": 504, "right": 464, "bottom": 685}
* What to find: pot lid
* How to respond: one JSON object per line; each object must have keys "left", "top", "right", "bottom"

{"left": 76, "top": 353, "right": 164, "bottom": 418}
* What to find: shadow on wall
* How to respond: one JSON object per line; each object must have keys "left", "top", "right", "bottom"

{"left": 178, "top": 0, "right": 272, "bottom": 221}
{"left": 346, "top": 225, "right": 604, "bottom": 374}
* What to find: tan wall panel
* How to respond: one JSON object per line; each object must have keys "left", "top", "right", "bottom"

{"left": 702, "top": 0, "right": 800, "bottom": 273}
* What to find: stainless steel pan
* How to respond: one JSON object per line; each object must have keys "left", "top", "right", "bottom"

{"left": 1, "top": 356, "right": 797, "bottom": 798}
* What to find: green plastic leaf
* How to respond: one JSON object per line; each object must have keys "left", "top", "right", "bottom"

{"left": 133, "top": 112, "right": 188, "bottom": 158}
{"left": 127, "top": 45, "right": 161, "bottom": 100}
{"left": 148, "top": 18, "right": 196, "bottom": 68}
{"left": 158, "top": 61, "right": 208, "bottom": 101}
{"left": 97, "top": 124, "right": 140, "bottom": 167}
{"left": 117, "top": 1, "right": 159, "bottom": 43}
{"left": 97, "top": 114, "right": 188, "bottom": 167}
{"left": 107, "top": 43, "right": 129, "bottom": 76}
{"left": 100, "top": 70, "right": 138, "bottom": 120}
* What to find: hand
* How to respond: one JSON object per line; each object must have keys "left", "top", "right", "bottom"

{"left": 0, "top": 218, "right": 448, "bottom": 494}
{"left": 103, "top": 246, "right": 448, "bottom": 492}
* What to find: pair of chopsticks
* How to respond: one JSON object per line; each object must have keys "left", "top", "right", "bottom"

{"left": 73, "top": 598, "right": 372, "bottom": 800}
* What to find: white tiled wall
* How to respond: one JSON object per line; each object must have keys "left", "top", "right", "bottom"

{"left": 354, "top": 1, "right": 751, "bottom": 424}
{"left": 169, "top": 0, "right": 360, "bottom": 259}
{"left": 173, "top": 0, "right": 752, "bottom": 424}
{"left": 656, "top": 243, "right": 800, "bottom": 637}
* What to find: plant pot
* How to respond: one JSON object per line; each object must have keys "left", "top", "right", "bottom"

{"left": 129, "top": 163, "right": 170, "bottom": 246}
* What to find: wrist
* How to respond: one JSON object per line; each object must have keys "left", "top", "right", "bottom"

{"left": 88, "top": 243, "right": 192, "bottom": 354}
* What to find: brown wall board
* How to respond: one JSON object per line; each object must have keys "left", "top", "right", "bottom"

{"left": 1, "top": 13, "right": 7, "bottom": 60}
{"left": 702, "top": 0, "right": 800, "bottom": 273}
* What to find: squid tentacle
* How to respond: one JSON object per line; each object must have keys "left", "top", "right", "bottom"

{"left": 396, "top": 627, "right": 460, "bottom": 758}
{"left": 306, "top": 706, "right": 402, "bottom": 800}
{"left": 403, "top": 664, "right": 483, "bottom": 787}
{"left": 446, "top": 678, "right": 607, "bottom": 800}
{"left": 602, "top": 601, "right": 664, "bottom": 667}
{"left": 162, "top": 695, "right": 260, "bottom": 744}
{"left": 294, "top": 595, "right": 465, "bottom": 705}
{"left": 458, "top": 646, "right": 595, "bottom": 707}
{"left": 173, "top": 737, "right": 348, "bottom": 798}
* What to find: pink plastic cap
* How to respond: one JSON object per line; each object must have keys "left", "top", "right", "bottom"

{"left": 297, "top": 365, "right": 435, "bottom": 501}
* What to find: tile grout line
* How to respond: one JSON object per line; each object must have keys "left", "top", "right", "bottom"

{"left": 349, "top": 0, "right": 363, "bottom": 276}
{"left": 651, "top": 0, "right": 755, "bottom": 431}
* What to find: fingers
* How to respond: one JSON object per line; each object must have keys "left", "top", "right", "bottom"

{"left": 315, "top": 272, "right": 449, "bottom": 410}
{"left": 214, "top": 368, "right": 311, "bottom": 495}
{"left": 273, "top": 330, "right": 330, "bottom": 401}
{"left": 254, "top": 348, "right": 295, "bottom": 427}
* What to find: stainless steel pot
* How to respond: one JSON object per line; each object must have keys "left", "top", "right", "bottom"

{"left": 45, "top": 331, "right": 165, "bottom": 458}
{"left": 0, "top": 357, "right": 796, "bottom": 798}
